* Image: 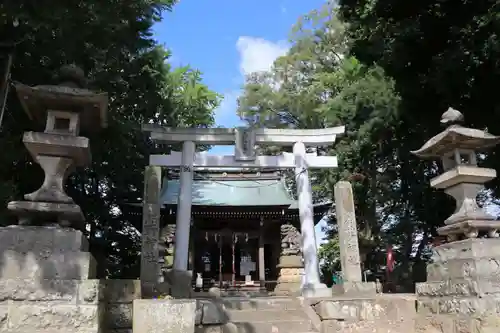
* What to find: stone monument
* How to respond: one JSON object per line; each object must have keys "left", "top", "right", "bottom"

{"left": 0, "top": 65, "right": 108, "bottom": 333}
{"left": 413, "top": 108, "right": 500, "bottom": 333}
{"left": 333, "top": 181, "right": 376, "bottom": 295}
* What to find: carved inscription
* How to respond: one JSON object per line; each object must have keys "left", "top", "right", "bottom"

{"left": 140, "top": 166, "right": 162, "bottom": 294}
{"left": 343, "top": 212, "right": 361, "bottom": 266}
{"left": 334, "top": 181, "right": 363, "bottom": 282}
{"left": 234, "top": 127, "right": 256, "bottom": 161}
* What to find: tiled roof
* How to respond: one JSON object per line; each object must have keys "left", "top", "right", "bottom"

{"left": 159, "top": 178, "right": 296, "bottom": 207}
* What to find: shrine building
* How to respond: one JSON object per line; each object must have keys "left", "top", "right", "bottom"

{"left": 158, "top": 167, "right": 330, "bottom": 290}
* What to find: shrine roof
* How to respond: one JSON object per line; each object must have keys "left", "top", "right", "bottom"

{"left": 160, "top": 177, "right": 296, "bottom": 207}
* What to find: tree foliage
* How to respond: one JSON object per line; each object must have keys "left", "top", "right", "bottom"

{"left": 238, "top": 4, "right": 403, "bottom": 278}
{"left": 0, "top": 0, "right": 219, "bottom": 277}
{"left": 239, "top": 0, "right": 498, "bottom": 286}
{"left": 336, "top": 0, "right": 500, "bottom": 284}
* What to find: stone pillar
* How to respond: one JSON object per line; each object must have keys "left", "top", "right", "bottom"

{"left": 293, "top": 141, "right": 330, "bottom": 297}
{"left": 333, "top": 181, "right": 376, "bottom": 296}
{"left": 171, "top": 140, "right": 195, "bottom": 298}
{"left": 140, "top": 166, "right": 162, "bottom": 297}
{"left": 173, "top": 140, "right": 195, "bottom": 271}
{"left": 274, "top": 223, "right": 304, "bottom": 296}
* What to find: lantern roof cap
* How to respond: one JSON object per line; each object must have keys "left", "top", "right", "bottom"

{"left": 14, "top": 65, "right": 108, "bottom": 130}
{"left": 411, "top": 108, "right": 500, "bottom": 159}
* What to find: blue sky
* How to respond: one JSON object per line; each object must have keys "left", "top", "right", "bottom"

{"left": 154, "top": 0, "right": 325, "bottom": 152}
{"left": 154, "top": 0, "right": 328, "bottom": 245}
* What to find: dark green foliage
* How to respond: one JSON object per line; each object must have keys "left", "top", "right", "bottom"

{"left": 0, "top": 0, "right": 219, "bottom": 278}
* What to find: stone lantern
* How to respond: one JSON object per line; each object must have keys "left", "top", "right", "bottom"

{"left": 8, "top": 65, "right": 108, "bottom": 229}
{"left": 412, "top": 107, "right": 500, "bottom": 240}
{"left": 0, "top": 66, "right": 108, "bottom": 333}
{"left": 412, "top": 108, "right": 500, "bottom": 333}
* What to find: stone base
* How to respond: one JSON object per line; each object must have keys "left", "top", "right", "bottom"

{"left": 133, "top": 299, "right": 196, "bottom": 333}
{"left": 426, "top": 238, "right": 500, "bottom": 281}
{"left": 0, "top": 227, "right": 122, "bottom": 333}
{"left": 310, "top": 294, "right": 417, "bottom": 333}
{"left": 0, "top": 225, "right": 88, "bottom": 251}
{"left": 0, "top": 226, "right": 97, "bottom": 280}
{"left": 302, "top": 282, "right": 331, "bottom": 298}
{"left": 274, "top": 269, "right": 302, "bottom": 296}
{"left": 7, "top": 201, "right": 85, "bottom": 229}
{"left": 313, "top": 294, "right": 417, "bottom": 318}
{"left": 0, "top": 226, "right": 96, "bottom": 280}
{"left": 165, "top": 269, "right": 193, "bottom": 298}
{"left": 332, "top": 281, "right": 377, "bottom": 297}
{"left": 0, "top": 279, "right": 104, "bottom": 333}
{"left": 0, "top": 279, "right": 143, "bottom": 333}
{"left": 415, "top": 237, "right": 500, "bottom": 332}
{"left": 415, "top": 314, "right": 500, "bottom": 333}
{"left": 275, "top": 255, "right": 303, "bottom": 296}
{"left": 0, "top": 250, "right": 96, "bottom": 280}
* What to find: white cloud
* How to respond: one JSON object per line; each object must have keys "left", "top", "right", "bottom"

{"left": 213, "top": 37, "right": 289, "bottom": 128}
{"left": 236, "top": 36, "right": 289, "bottom": 76}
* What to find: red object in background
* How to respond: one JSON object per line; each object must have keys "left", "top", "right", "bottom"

{"left": 386, "top": 246, "right": 395, "bottom": 273}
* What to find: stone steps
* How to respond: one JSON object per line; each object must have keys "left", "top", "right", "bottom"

{"left": 231, "top": 320, "right": 314, "bottom": 332}
{"left": 226, "top": 308, "right": 308, "bottom": 322}
{"left": 194, "top": 296, "right": 316, "bottom": 333}
{"left": 196, "top": 320, "right": 314, "bottom": 333}
{"left": 219, "top": 297, "right": 303, "bottom": 311}
{"left": 204, "top": 297, "right": 315, "bottom": 333}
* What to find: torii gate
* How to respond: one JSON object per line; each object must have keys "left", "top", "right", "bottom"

{"left": 142, "top": 125, "right": 345, "bottom": 297}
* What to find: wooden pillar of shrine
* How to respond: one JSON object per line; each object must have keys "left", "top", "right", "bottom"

{"left": 258, "top": 219, "right": 266, "bottom": 288}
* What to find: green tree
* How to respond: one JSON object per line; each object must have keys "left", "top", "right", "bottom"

{"left": 318, "top": 235, "right": 340, "bottom": 286}
{"left": 238, "top": 4, "right": 401, "bottom": 275}
{"left": 337, "top": 0, "right": 500, "bottom": 285}
{"left": 0, "top": 0, "right": 219, "bottom": 277}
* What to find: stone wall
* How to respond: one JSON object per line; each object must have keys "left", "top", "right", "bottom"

{"left": 414, "top": 238, "right": 500, "bottom": 333}
{"left": 102, "top": 280, "right": 141, "bottom": 333}
{"left": 0, "top": 278, "right": 141, "bottom": 333}
{"left": 0, "top": 227, "right": 143, "bottom": 333}
{"left": 0, "top": 279, "right": 102, "bottom": 332}
{"left": 310, "top": 295, "right": 417, "bottom": 333}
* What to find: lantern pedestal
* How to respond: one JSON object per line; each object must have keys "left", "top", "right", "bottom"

{"left": 412, "top": 108, "right": 500, "bottom": 333}
{"left": 416, "top": 238, "right": 500, "bottom": 332}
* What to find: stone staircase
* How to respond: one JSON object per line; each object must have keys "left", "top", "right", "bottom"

{"left": 196, "top": 297, "right": 318, "bottom": 333}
